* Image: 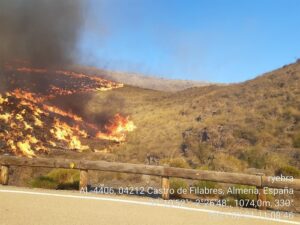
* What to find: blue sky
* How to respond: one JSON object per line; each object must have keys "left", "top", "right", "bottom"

{"left": 78, "top": 0, "right": 300, "bottom": 83}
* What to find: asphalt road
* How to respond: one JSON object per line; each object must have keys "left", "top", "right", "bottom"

{"left": 0, "top": 186, "right": 299, "bottom": 225}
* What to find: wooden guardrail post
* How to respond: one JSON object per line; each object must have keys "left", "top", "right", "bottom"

{"left": 256, "top": 173, "right": 267, "bottom": 210}
{"left": 79, "top": 169, "right": 88, "bottom": 191}
{"left": 257, "top": 187, "right": 267, "bottom": 210}
{"left": 161, "top": 176, "right": 170, "bottom": 200}
{"left": 1, "top": 165, "right": 9, "bottom": 185}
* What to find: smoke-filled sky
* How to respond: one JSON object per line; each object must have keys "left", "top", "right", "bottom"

{"left": 0, "top": 0, "right": 84, "bottom": 67}
{"left": 78, "top": 0, "right": 300, "bottom": 83}
{"left": 1, "top": 0, "right": 300, "bottom": 83}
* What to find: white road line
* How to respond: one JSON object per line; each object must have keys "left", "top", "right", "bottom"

{"left": 0, "top": 189, "right": 299, "bottom": 225}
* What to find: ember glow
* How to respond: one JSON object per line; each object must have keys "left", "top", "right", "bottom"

{"left": 16, "top": 67, "right": 47, "bottom": 74}
{"left": 10, "top": 66, "right": 124, "bottom": 94}
{"left": 0, "top": 65, "right": 136, "bottom": 157}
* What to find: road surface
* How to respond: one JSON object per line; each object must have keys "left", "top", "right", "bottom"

{"left": 0, "top": 185, "right": 299, "bottom": 225}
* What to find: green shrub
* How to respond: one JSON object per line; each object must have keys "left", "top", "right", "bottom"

{"left": 193, "top": 181, "right": 220, "bottom": 196}
{"left": 238, "top": 147, "right": 266, "bottom": 169}
{"left": 29, "top": 169, "right": 80, "bottom": 190}
{"left": 47, "top": 169, "right": 80, "bottom": 184}
{"left": 161, "top": 157, "right": 190, "bottom": 168}
{"left": 169, "top": 178, "right": 188, "bottom": 198}
{"left": 196, "top": 143, "right": 211, "bottom": 162}
{"left": 211, "top": 153, "right": 246, "bottom": 172}
{"left": 276, "top": 166, "right": 300, "bottom": 178}
{"left": 193, "top": 180, "right": 218, "bottom": 190}
{"left": 234, "top": 128, "right": 258, "bottom": 145}
{"left": 264, "top": 154, "right": 288, "bottom": 171}
{"left": 30, "top": 176, "right": 57, "bottom": 189}
{"left": 293, "top": 133, "right": 300, "bottom": 148}
{"left": 196, "top": 165, "right": 209, "bottom": 170}
{"left": 284, "top": 107, "right": 300, "bottom": 123}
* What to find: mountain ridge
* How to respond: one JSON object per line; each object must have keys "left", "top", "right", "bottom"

{"left": 70, "top": 65, "right": 212, "bottom": 92}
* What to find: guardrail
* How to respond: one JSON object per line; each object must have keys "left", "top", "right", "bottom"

{"left": 1, "top": 155, "right": 299, "bottom": 210}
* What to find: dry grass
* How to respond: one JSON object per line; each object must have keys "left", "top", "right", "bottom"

{"left": 82, "top": 61, "right": 300, "bottom": 175}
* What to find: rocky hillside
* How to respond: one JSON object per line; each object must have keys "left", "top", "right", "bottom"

{"left": 85, "top": 61, "right": 300, "bottom": 176}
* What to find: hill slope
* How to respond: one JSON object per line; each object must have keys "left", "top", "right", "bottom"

{"left": 1, "top": 61, "right": 299, "bottom": 176}
{"left": 70, "top": 65, "right": 210, "bottom": 92}
{"left": 85, "top": 61, "right": 300, "bottom": 175}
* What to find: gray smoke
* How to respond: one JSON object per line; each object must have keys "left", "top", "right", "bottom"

{"left": 0, "top": 0, "right": 85, "bottom": 67}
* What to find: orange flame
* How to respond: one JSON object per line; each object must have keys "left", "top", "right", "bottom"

{"left": 43, "top": 105, "right": 83, "bottom": 122}
{"left": 50, "top": 119, "right": 88, "bottom": 151}
{"left": 12, "top": 89, "right": 45, "bottom": 103}
{"left": 96, "top": 114, "right": 136, "bottom": 142}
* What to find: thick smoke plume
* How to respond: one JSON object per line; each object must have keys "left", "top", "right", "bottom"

{"left": 0, "top": 0, "right": 85, "bottom": 67}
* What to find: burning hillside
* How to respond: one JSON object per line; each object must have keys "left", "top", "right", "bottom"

{"left": 3, "top": 62, "right": 123, "bottom": 95}
{"left": 0, "top": 91, "right": 87, "bottom": 157}
{"left": 0, "top": 64, "right": 136, "bottom": 158}
{"left": 0, "top": 1, "right": 137, "bottom": 158}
